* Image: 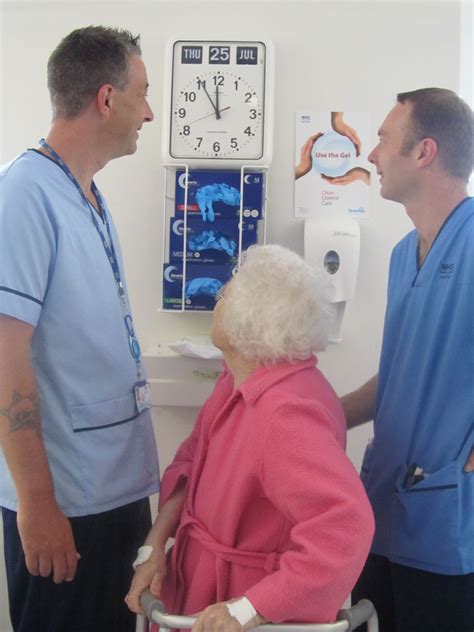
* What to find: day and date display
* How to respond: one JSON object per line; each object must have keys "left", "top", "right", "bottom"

{"left": 181, "top": 45, "right": 259, "bottom": 65}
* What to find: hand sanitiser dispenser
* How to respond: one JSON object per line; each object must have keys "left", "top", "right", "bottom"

{"left": 304, "top": 210, "right": 360, "bottom": 342}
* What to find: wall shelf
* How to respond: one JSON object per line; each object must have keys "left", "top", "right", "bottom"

{"left": 143, "top": 347, "right": 222, "bottom": 407}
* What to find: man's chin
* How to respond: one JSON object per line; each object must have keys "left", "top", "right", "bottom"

{"left": 379, "top": 186, "right": 402, "bottom": 204}
{"left": 118, "top": 141, "right": 138, "bottom": 158}
{"left": 379, "top": 184, "right": 390, "bottom": 200}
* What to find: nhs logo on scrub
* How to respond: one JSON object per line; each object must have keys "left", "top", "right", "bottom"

{"left": 439, "top": 262, "right": 455, "bottom": 278}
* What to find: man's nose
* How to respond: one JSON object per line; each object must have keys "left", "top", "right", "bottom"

{"left": 144, "top": 101, "right": 154, "bottom": 123}
{"left": 367, "top": 146, "right": 377, "bottom": 164}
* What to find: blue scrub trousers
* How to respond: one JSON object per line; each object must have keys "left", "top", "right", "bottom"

{"left": 353, "top": 553, "right": 474, "bottom": 632}
{"left": 2, "top": 498, "right": 151, "bottom": 632}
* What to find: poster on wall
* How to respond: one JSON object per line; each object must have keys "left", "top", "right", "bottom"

{"left": 294, "top": 111, "right": 371, "bottom": 219}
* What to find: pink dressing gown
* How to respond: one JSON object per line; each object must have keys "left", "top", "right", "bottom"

{"left": 158, "top": 356, "right": 374, "bottom": 624}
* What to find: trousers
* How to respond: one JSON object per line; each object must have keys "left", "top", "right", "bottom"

{"left": 353, "top": 553, "right": 474, "bottom": 632}
{"left": 2, "top": 498, "right": 151, "bottom": 632}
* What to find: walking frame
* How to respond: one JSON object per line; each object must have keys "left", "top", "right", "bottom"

{"left": 136, "top": 590, "right": 379, "bottom": 632}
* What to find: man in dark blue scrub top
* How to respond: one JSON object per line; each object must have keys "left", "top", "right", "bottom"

{"left": 0, "top": 26, "right": 159, "bottom": 632}
{"left": 342, "top": 88, "right": 474, "bottom": 632}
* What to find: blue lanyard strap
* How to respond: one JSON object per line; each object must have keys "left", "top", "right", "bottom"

{"left": 39, "top": 138, "right": 143, "bottom": 378}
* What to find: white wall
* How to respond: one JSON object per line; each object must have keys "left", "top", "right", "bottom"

{"left": 0, "top": 1, "right": 463, "bottom": 630}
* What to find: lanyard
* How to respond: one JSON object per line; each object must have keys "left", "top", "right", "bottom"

{"left": 39, "top": 138, "right": 143, "bottom": 379}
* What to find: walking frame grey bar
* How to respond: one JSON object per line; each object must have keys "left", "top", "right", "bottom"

{"left": 136, "top": 591, "right": 379, "bottom": 632}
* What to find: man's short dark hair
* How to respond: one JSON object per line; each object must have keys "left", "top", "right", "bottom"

{"left": 47, "top": 25, "right": 141, "bottom": 119}
{"left": 397, "top": 88, "right": 473, "bottom": 182}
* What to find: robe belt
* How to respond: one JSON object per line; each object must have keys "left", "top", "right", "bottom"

{"left": 180, "top": 512, "right": 281, "bottom": 574}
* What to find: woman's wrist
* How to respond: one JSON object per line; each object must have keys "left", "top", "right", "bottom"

{"left": 226, "top": 597, "right": 257, "bottom": 626}
{"left": 132, "top": 545, "right": 154, "bottom": 570}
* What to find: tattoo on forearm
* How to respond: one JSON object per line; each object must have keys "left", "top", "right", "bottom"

{"left": 0, "top": 391, "right": 42, "bottom": 437}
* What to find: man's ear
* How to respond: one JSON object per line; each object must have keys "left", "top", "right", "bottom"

{"left": 415, "top": 137, "right": 438, "bottom": 169}
{"left": 97, "top": 84, "right": 115, "bottom": 118}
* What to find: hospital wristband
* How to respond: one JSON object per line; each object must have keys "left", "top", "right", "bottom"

{"left": 132, "top": 545, "right": 154, "bottom": 570}
{"left": 226, "top": 597, "right": 258, "bottom": 626}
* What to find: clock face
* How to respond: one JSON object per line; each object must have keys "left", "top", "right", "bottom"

{"left": 169, "top": 41, "right": 266, "bottom": 160}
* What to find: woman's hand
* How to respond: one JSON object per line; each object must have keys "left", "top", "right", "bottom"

{"left": 125, "top": 547, "right": 167, "bottom": 614}
{"left": 192, "top": 600, "right": 266, "bottom": 632}
{"left": 125, "top": 479, "right": 187, "bottom": 613}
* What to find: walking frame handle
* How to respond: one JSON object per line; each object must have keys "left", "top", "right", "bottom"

{"left": 136, "top": 591, "right": 378, "bottom": 632}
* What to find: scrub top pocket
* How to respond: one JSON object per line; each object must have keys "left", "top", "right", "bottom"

{"left": 391, "top": 426, "right": 474, "bottom": 573}
{"left": 70, "top": 393, "right": 154, "bottom": 511}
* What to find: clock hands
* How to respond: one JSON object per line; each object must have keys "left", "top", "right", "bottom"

{"left": 215, "top": 85, "right": 221, "bottom": 120}
{"left": 198, "top": 77, "right": 220, "bottom": 120}
{"left": 188, "top": 106, "right": 231, "bottom": 125}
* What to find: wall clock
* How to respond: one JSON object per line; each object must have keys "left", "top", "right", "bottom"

{"left": 161, "top": 39, "right": 274, "bottom": 167}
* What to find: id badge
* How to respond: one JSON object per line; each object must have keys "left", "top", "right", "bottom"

{"left": 134, "top": 380, "right": 151, "bottom": 413}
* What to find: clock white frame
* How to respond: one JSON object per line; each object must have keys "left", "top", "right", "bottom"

{"left": 161, "top": 37, "right": 275, "bottom": 168}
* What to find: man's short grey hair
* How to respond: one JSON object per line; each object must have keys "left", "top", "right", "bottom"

{"left": 222, "top": 244, "right": 334, "bottom": 365}
{"left": 47, "top": 25, "right": 141, "bottom": 119}
{"left": 397, "top": 88, "right": 473, "bottom": 182}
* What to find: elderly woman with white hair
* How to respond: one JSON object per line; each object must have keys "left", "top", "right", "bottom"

{"left": 126, "top": 244, "right": 374, "bottom": 630}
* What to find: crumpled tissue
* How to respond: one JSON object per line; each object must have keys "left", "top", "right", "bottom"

{"left": 167, "top": 335, "right": 223, "bottom": 360}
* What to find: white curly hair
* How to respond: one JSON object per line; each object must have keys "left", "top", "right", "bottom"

{"left": 222, "top": 244, "right": 334, "bottom": 364}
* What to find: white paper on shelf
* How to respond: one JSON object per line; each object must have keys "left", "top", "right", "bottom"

{"left": 167, "top": 335, "right": 223, "bottom": 360}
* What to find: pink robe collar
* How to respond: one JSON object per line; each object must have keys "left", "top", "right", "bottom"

{"left": 224, "top": 355, "right": 318, "bottom": 405}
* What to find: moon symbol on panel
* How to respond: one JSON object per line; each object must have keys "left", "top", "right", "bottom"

{"left": 172, "top": 220, "right": 185, "bottom": 236}
{"left": 178, "top": 173, "right": 188, "bottom": 189}
{"left": 164, "top": 266, "right": 178, "bottom": 282}
{"left": 244, "top": 174, "right": 252, "bottom": 184}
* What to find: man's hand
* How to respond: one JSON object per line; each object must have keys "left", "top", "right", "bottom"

{"left": 464, "top": 447, "right": 474, "bottom": 473}
{"left": 295, "top": 133, "right": 323, "bottom": 180}
{"left": 125, "top": 547, "right": 167, "bottom": 614}
{"left": 321, "top": 167, "right": 370, "bottom": 186}
{"left": 17, "top": 498, "right": 79, "bottom": 583}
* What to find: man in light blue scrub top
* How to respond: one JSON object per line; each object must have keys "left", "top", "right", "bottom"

{"left": 342, "top": 89, "right": 474, "bottom": 632}
{"left": 0, "top": 26, "right": 159, "bottom": 631}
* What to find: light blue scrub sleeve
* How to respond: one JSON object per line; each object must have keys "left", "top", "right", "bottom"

{"left": 0, "top": 183, "right": 56, "bottom": 327}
